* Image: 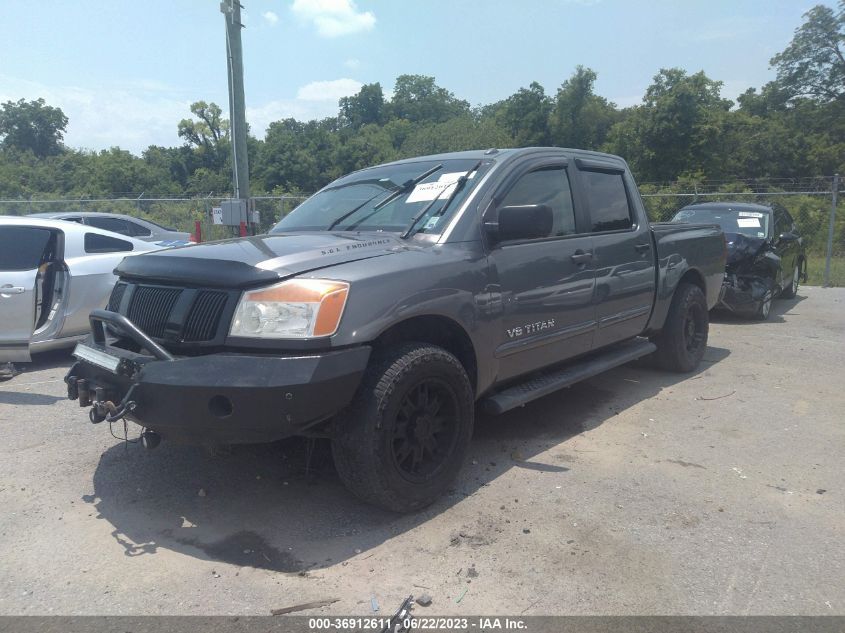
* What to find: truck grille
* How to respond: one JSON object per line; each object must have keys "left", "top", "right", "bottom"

{"left": 107, "top": 282, "right": 127, "bottom": 311}
{"left": 127, "top": 286, "right": 182, "bottom": 338}
{"left": 106, "top": 282, "right": 232, "bottom": 344}
{"left": 183, "top": 291, "right": 228, "bottom": 342}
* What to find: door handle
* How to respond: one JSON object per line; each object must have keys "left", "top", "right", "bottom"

{"left": 570, "top": 251, "right": 593, "bottom": 265}
{"left": 634, "top": 243, "right": 651, "bottom": 253}
{"left": 1, "top": 285, "right": 25, "bottom": 295}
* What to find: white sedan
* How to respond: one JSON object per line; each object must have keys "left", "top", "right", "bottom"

{"left": 0, "top": 217, "right": 164, "bottom": 363}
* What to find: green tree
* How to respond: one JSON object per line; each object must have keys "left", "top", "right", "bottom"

{"left": 493, "top": 81, "right": 551, "bottom": 146}
{"left": 177, "top": 101, "right": 230, "bottom": 172}
{"left": 605, "top": 69, "right": 732, "bottom": 181}
{"left": 770, "top": 1, "right": 845, "bottom": 102}
{"left": 0, "top": 98, "right": 68, "bottom": 158}
{"left": 399, "top": 116, "right": 512, "bottom": 157}
{"left": 339, "top": 83, "right": 387, "bottom": 128}
{"left": 389, "top": 75, "right": 470, "bottom": 123}
{"left": 550, "top": 66, "right": 618, "bottom": 150}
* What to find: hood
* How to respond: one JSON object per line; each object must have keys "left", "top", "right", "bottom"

{"left": 115, "top": 231, "right": 407, "bottom": 288}
{"left": 724, "top": 232, "right": 768, "bottom": 270}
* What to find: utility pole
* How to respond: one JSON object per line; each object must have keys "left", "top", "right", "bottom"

{"left": 823, "top": 173, "right": 839, "bottom": 287}
{"left": 221, "top": 0, "right": 250, "bottom": 227}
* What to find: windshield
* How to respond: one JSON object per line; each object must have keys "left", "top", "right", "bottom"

{"left": 271, "top": 158, "right": 485, "bottom": 235}
{"left": 672, "top": 206, "right": 771, "bottom": 239}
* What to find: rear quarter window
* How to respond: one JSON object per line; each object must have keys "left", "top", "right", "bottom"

{"left": 86, "top": 216, "right": 131, "bottom": 235}
{"left": 84, "top": 233, "right": 134, "bottom": 254}
{"left": 126, "top": 220, "right": 152, "bottom": 237}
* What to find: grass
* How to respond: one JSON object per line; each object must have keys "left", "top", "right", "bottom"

{"left": 805, "top": 253, "right": 845, "bottom": 287}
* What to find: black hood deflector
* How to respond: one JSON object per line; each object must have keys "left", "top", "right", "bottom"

{"left": 115, "top": 232, "right": 405, "bottom": 288}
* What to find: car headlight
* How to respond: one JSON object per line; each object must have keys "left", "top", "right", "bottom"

{"left": 229, "top": 279, "right": 350, "bottom": 339}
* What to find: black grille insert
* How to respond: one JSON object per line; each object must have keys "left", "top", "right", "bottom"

{"left": 107, "top": 282, "right": 127, "bottom": 312}
{"left": 127, "top": 286, "right": 182, "bottom": 339}
{"left": 183, "top": 291, "right": 228, "bottom": 342}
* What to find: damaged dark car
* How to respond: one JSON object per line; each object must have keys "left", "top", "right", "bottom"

{"left": 671, "top": 202, "right": 806, "bottom": 320}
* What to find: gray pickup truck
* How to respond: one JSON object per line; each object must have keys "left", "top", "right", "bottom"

{"left": 65, "top": 148, "right": 726, "bottom": 512}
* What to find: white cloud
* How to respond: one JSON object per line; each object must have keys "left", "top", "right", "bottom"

{"left": 295, "top": 78, "right": 363, "bottom": 101}
{"left": 262, "top": 10, "right": 279, "bottom": 26}
{"left": 290, "top": 0, "right": 376, "bottom": 37}
{"left": 343, "top": 57, "right": 361, "bottom": 69}
{"left": 0, "top": 74, "right": 363, "bottom": 153}
{"left": 0, "top": 74, "right": 191, "bottom": 154}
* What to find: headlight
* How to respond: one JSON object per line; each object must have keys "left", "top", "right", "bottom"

{"left": 229, "top": 279, "right": 349, "bottom": 339}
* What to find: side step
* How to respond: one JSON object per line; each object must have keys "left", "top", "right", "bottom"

{"left": 482, "top": 338, "right": 656, "bottom": 415}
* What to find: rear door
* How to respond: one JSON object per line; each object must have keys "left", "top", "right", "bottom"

{"left": 0, "top": 225, "right": 54, "bottom": 362}
{"left": 575, "top": 160, "right": 656, "bottom": 349}
{"left": 59, "top": 231, "right": 139, "bottom": 337}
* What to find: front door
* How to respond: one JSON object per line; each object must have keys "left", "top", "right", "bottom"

{"left": 487, "top": 163, "right": 596, "bottom": 382}
{"left": 0, "top": 226, "right": 55, "bottom": 362}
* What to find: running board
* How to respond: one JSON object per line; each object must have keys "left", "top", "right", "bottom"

{"left": 482, "top": 338, "right": 656, "bottom": 415}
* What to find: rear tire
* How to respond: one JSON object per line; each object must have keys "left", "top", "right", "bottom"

{"left": 651, "top": 283, "right": 709, "bottom": 372}
{"left": 331, "top": 343, "right": 474, "bottom": 513}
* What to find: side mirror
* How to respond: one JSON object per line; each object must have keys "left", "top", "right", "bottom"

{"left": 485, "top": 204, "right": 553, "bottom": 245}
{"left": 778, "top": 232, "right": 798, "bottom": 244}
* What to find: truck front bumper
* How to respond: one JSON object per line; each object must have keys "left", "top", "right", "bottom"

{"left": 65, "top": 310, "right": 370, "bottom": 446}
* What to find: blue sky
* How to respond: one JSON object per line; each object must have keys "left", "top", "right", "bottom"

{"left": 0, "top": 0, "right": 822, "bottom": 154}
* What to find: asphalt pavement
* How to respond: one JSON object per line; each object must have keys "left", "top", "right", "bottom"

{"left": 0, "top": 287, "right": 842, "bottom": 616}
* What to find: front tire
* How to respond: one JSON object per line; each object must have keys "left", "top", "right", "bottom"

{"left": 780, "top": 262, "right": 800, "bottom": 299}
{"left": 651, "top": 282, "right": 709, "bottom": 372}
{"left": 331, "top": 343, "right": 474, "bottom": 513}
{"left": 754, "top": 294, "right": 773, "bottom": 320}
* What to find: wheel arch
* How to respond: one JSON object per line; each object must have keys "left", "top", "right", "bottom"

{"left": 677, "top": 267, "right": 706, "bottom": 294}
{"left": 372, "top": 315, "right": 478, "bottom": 396}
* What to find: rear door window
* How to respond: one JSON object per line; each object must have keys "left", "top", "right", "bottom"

{"left": 0, "top": 227, "right": 53, "bottom": 271}
{"left": 84, "top": 233, "right": 134, "bottom": 253}
{"left": 582, "top": 171, "right": 634, "bottom": 232}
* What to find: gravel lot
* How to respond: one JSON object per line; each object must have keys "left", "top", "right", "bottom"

{"left": 0, "top": 287, "right": 843, "bottom": 616}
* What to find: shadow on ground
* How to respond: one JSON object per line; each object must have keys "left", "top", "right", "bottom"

{"left": 710, "top": 294, "right": 806, "bottom": 325}
{"left": 0, "top": 349, "right": 74, "bottom": 402}
{"left": 86, "top": 346, "right": 730, "bottom": 574}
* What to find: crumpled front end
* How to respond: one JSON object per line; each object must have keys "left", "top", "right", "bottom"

{"left": 717, "top": 233, "right": 781, "bottom": 316}
{"left": 719, "top": 272, "right": 776, "bottom": 315}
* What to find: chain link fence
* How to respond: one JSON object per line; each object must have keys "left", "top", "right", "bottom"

{"left": 0, "top": 194, "right": 309, "bottom": 242}
{"left": 2, "top": 177, "right": 842, "bottom": 285}
{"left": 640, "top": 176, "right": 843, "bottom": 286}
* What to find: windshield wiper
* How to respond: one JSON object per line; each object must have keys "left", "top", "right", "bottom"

{"left": 399, "top": 160, "right": 482, "bottom": 239}
{"left": 372, "top": 164, "right": 443, "bottom": 211}
{"left": 325, "top": 164, "right": 443, "bottom": 231}
{"left": 326, "top": 187, "right": 395, "bottom": 231}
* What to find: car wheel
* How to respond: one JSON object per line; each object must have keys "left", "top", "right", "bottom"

{"left": 650, "top": 282, "right": 709, "bottom": 372}
{"left": 331, "top": 343, "right": 474, "bottom": 513}
{"left": 780, "top": 263, "right": 800, "bottom": 299}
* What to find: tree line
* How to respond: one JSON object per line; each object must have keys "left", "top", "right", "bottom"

{"left": 0, "top": 2, "right": 842, "bottom": 202}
